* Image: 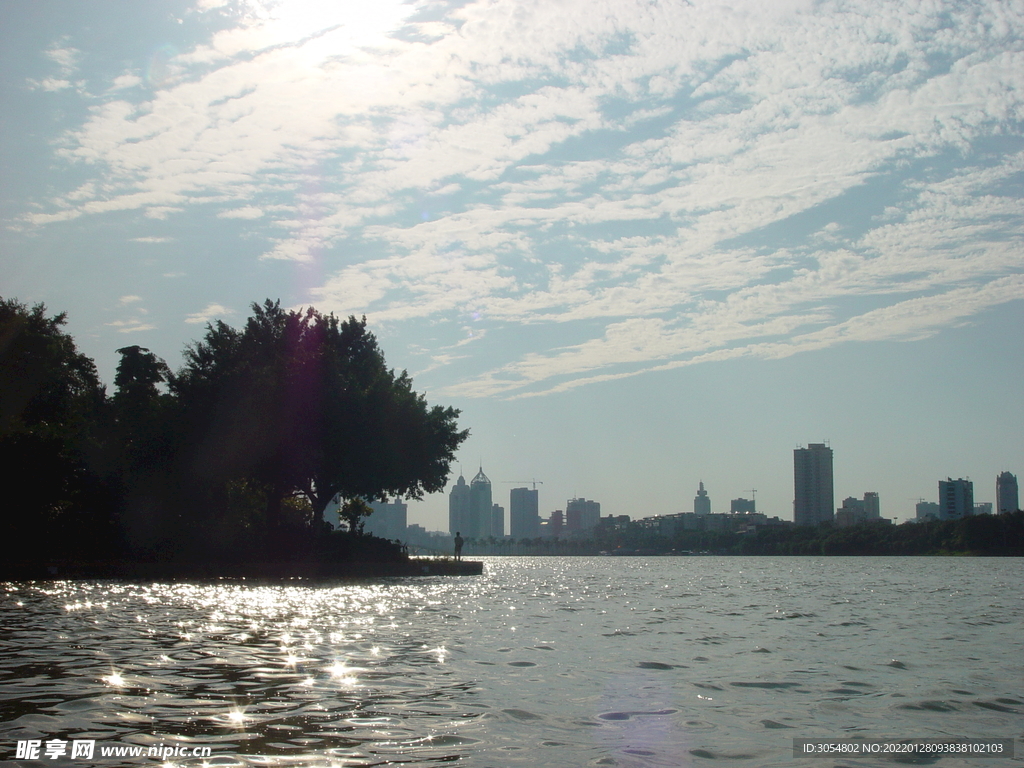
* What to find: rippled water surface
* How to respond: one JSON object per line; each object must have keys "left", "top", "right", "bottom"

{"left": 2, "top": 557, "right": 1022, "bottom": 767}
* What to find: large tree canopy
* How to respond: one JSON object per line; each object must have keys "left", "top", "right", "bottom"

{"left": 0, "top": 298, "right": 110, "bottom": 554}
{"left": 0, "top": 299, "right": 104, "bottom": 438}
{"left": 171, "top": 300, "right": 468, "bottom": 525}
{"left": 0, "top": 296, "right": 467, "bottom": 565}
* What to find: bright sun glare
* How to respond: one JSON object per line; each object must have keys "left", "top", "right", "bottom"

{"left": 234, "top": 0, "right": 415, "bottom": 59}
{"left": 103, "top": 671, "right": 126, "bottom": 687}
{"left": 227, "top": 708, "right": 248, "bottom": 726}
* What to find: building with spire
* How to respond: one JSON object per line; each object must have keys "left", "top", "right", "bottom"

{"left": 693, "top": 481, "right": 711, "bottom": 515}
{"left": 469, "top": 466, "right": 493, "bottom": 539}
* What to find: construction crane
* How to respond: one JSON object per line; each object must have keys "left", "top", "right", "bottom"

{"left": 745, "top": 489, "right": 757, "bottom": 502}
{"left": 501, "top": 479, "right": 545, "bottom": 490}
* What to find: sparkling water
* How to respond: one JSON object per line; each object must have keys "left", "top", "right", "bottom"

{"left": 2, "top": 556, "right": 1021, "bottom": 766}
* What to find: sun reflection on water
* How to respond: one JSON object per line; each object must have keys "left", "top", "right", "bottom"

{"left": 4, "top": 574, "right": 497, "bottom": 765}
{"left": 225, "top": 707, "right": 248, "bottom": 727}
{"left": 6, "top": 559, "right": 1018, "bottom": 767}
{"left": 102, "top": 670, "right": 126, "bottom": 687}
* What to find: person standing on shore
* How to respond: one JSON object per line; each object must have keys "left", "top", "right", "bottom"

{"left": 453, "top": 532, "right": 464, "bottom": 561}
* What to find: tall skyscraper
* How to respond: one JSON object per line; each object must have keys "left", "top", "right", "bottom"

{"left": 939, "top": 477, "right": 974, "bottom": 520}
{"left": 565, "top": 498, "right": 601, "bottom": 533}
{"left": 693, "top": 481, "right": 711, "bottom": 515}
{"left": 863, "top": 491, "right": 880, "bottom": 520}
{"left": 469, "top": 467, "right": 493, "bottom": 539}
{"left": 794, "top": 443, "right": 833, "bottom": 526}
{"left": 997, "top": 471, "right": 1019, "bottom": 513}
{"left": 448, "top": 473, "right": 470, "bottom": 535}
{"left": 491, "top": 504, "right": 505, "bottom": 538}
{"left": 510, "top": 487, "right": 540, "bottom": 539}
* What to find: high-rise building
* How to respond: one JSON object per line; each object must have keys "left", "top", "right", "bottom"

{"left": 510, "top": 487, "right": 540, "bottom": 540}
{"left": 448, "top": 474, "right": 470, "bottom": 536}
{"left": 491, "top": 504, "right": 505, "bottom": 538}
{"left": 863, "top": 491, "right": 880, "bottom": 520}
{"left": 694, "top": 481, "right": 711, "bottom": 515}
{"left": 365, "top": 497, "right": 408, "bottom": 539}
{"left": 794, "top": 443, "right": 834, "bottom": 526}
{"left": 469, "top": 467, "right": 493, "bottom": 539}
{"left": 730, "top": 497, "right": 755, "bottom": 514}
{"left": 835, "top": 496, "right": 865, "bottom": 527}
{"left": 565, "top": 498, "right": 601, "bottom": 533}
{"left": 939, "top": 478, "right": 973, "bottom": 520}
{"left": 997, "top": 471, "right": 1019, "bottom": 513}
{"left": 916, "top": 500, "right": 939, "bottom": 521}
{"left": 546, "top": 510, "right": 564, "bottom": 538}
{"left": 836, "top": 492, "right": 881, "bottom": 527}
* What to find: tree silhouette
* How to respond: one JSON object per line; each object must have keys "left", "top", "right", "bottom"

{"left": 339, "top": 497, "right": 372, "bottom": 536}
{"left": 0, "top": 298, "right": 110, "bottom": 557}
{"left": 0, "top": 296, "right": 470, "bottom": 569}
{"left": 171, "top": 300, "right": 468, "bottom": 538}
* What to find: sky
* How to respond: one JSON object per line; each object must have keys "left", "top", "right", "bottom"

{"left": 2, "top": 0, "right": 1022, "bottom": 530}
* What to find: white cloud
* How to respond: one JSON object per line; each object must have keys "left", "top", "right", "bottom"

{"left": 110, "top": 74, "right": 143, "bottom": 91}
{"left": 29, "top": 77, "right": 73, "bottom": 92}
{"left": 218, "top": 206, "right": 264, "bottom": 219}
{"left": 107, "top": 319, "right": 156, "bottom": 333}
{"left": 144, "top": 207, "right": 184, "bottom": 220}
{"left": 44, "top": 43, "right": 79, "bottom": 75}
{"left": 21, "top": 0, "right": 1024, "bottom": 397}
{"left": 475, "top": 277, "right": 1024, "bottom": 400}
{"left": 185, "top": 303, "right": 234, "bottom": 324}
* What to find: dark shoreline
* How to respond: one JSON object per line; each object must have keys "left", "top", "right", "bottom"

{"left": 0, "top": 558, "right": 484, "bottom": 580}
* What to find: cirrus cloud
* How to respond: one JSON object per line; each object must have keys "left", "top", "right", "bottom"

{"left": 16, "top": 0, "right": 1024, "bottom": 397}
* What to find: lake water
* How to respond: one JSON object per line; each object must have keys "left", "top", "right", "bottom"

{"left": 1, "top": 557, "right": 1022, "bottom": 767}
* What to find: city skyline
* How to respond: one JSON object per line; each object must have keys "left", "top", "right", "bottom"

{"left": 339, "top": 468, "right": 1019, "bottom": 539}
{"left": 2, "top": 1, "right": 1022, "bottom": 533}
{"left": 436, "top": 459, "right": 1018, "bottom": 536}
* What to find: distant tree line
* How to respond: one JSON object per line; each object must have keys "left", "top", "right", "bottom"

{"left": 466, "top": 513, "right": 1024, "bottom": 556}
{"left": 729, "top": 513, "right": 1024, "bottom": 555}
{"left": 0, "top": 297, "right": 467, "bottom": 568}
